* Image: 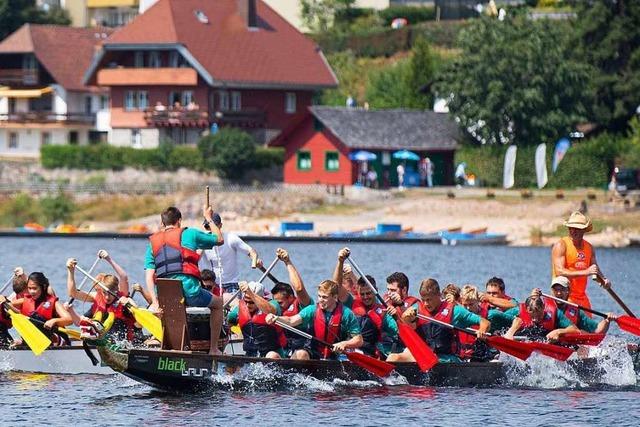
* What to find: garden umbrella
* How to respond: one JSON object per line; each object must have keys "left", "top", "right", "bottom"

{"left": 349, "top": 150, "right": 377, "bottom": 161}
{"left": 392, "top": 150, "right": 420, "bottom": 161}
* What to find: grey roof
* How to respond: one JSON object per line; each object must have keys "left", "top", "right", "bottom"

{"left": 309, "top": 106, "right": 459, "bottom": 151}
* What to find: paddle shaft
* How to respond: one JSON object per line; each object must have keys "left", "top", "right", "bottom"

{"left": 0, "top": 275, "right": 13, "bottom": 295}
{"left": 346, "top": 257, "right": 388, "bottom": 308}
{"left": 275, "top": 319, "right": 333, "bottom": 348}
{"left": 592, "top": 274, "right": 636, "bottom": 317}
{"left": 258, "top": 264, "right": 279, "bottom": 285}
{"left": 542, "top": 292, "right": 610, "bottom": 319}
{"left": 416, "top": 313, "right": 477, "bottom": 337}
{"left": 223, "top": 256, "right": 279, "bottom": 309}
{"left": 75, "top": 265, "right": 121, "bottom": 300}
{"left": 68, "top": 256, "right": 101, "bottom": 306}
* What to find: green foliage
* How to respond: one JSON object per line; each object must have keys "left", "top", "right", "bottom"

{"left": 0, "top": 0, "right": 70, "bottom": 40}
{"left": 254, "top": 147, "right": 284, "bottom": 169}
{"left": 0, "top": 193, "right": 42, "bottom": 227}
{"left": 378, "top": 5, "right": 435, "bottom": 26}
{"left": 168, "top": 146, "right": 202, "bottom": 171}
{"left": 620, "top": 117, "right": 640, "bottom": 168}
{"left": 40, "top": 191, "right": 75, "bottom": 224}
{"left": 571, "top": 0, "right": 640, "bottom": 133}
{"left": 198, "top": 129, "right": 256, "bottom": 180}
{"left": 436, "top": 15, "right": 592, "bottom": 146}
{"left": 300, "top": 0, "right": 356, "bottom": 33}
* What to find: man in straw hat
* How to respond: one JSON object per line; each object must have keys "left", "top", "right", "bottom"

{"left": 551, "top": 211, "right": 611, "bottom": 312}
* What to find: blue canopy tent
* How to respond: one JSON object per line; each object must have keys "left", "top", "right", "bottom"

{"left": 392, "top": 149, "right": 420, "bottom": 161}
{"left": 349, "top": 150, "right": 377, "bottom": 161}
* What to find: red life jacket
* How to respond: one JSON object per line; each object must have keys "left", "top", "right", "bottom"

{"left": 313, "top": 303, "right": 343, "bottom": 359}
{"left": 559, "top": 304, "right": 579, "bottom": 325}
{"left": 458, "top": 304, "right": 488, "bottom": 359}
{"left": 149, "top": 227, "right": 201, "bottom": 279}
{"left": 352, "top": 300, "right": 386, "bottom": 357}
{"left": 90, "top": 290, "right": 137, "bottom": 341}
{"left": 21, "top": 294, "right": 57, "bottom": 320}
{"left": 237, "top": 300, "right": 286, "bottom": 354}
{"left": 518, "top": 299, "right": 557, "bottom": 334}
{"left": 282, "top": 299, "right": 301, "bottom": 317}
{"left": 416, "top": 301, "right": 457, "bottom": 355}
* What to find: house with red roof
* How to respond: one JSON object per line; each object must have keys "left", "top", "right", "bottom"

{"left": 0, "top": 25, "right": 113, "bottom": 157}
{"left": 84, "top": 0, "right": 338, "bottom": 147}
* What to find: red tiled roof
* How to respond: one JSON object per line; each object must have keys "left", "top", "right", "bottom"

{"left": 0, "top": 24, "right": 113, "bottom": 91}
{"left": 105, "top": 0, "right": 337, "bottom": 88}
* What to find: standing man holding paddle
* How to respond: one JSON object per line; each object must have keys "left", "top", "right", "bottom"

{"left": 145, "top": 205, "right": 225, "bottom": 355}
{"left": 552, "top": 211, "right": 611, "bottom": 313}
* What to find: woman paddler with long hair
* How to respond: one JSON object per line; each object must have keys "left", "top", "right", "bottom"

{"left": 0, "top": 271, "right": 73, "bottom": 346}
{"left": 65, "top": 250, "right": 142, "bottom": 343}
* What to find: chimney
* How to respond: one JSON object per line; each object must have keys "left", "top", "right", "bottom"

{"left": 237, "top": 0, "right": 258, "bottom": 29}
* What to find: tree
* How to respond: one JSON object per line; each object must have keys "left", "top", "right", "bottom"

{"left": 40, "top": 190, "right": 75, "bottom": 224}
{"left": 436, "top": 14, "right": 592, "bottom": 145}
{"left": 571, "top": 0, "right": 640, "bottom": 133}
{"left": 197, "top": 129, "right": 256, "bottom": 180}
{"left": 300, "top": 0, "right": 356, "bottom": 33}
{"left": 0, "top": 0, "right": 71, "bottom": 40}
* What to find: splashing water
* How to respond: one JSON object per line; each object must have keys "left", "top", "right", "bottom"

{"left": 586, "top": 336, "right": 637, "bottom": 387}
{"left": 502, "top": 352, "right": 585, "bottom": 389}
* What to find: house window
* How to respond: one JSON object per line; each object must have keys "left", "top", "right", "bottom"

{"left": 137, "top": 91, "right": 148, "bottom": 109}
{"left": 285, "top": 93, "right": 296, "bottom": 114}
{"left": 99, "top": 95, "right": 109, "bottom": 110}
{"left": 297, "top": 151, "right": 311, "bottom": 171}
{"left": 168, "top": 51, "right": 179, "bottom": 68}
{"left": 218, "top": 91, "right": 229, "bottom": 111}
{"left": 125, "top": 91, "right": 136, "bottom": 110}
{"left": 41, "top": 132, "right": 51, "bottom": 146}
{"left": 325, "top": 151, "right": 339, "bottom": 171}
{"left": 134, "top": 51, "right": 144, "bottom": 68}
{"left": 85, "top": 96, "right": 93, "bottom": 115}
{"left": 69, "top": 131, "right": 79, "bottom": 145}
{"left": 131, "top": 129, "right": 142, "bottom": 148}
{"left": 231, "top": 91, "right": 241, "bottom": 111}
{"left": 181, "top": 91, "right": 194, "bottom": 106}
{"left": 22, "top": 55, "right": 37, "bottom": 70}
{"left": 8, "top": 132, "right": 18, "bottom": 148}
{"left": 148, "top": 51, "right": 161, "bottom": 68}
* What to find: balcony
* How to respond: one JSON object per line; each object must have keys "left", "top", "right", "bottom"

{"left": 0, "top": 69, "right": 38, "bottom": 85}
{"left": 144, "top": 108, "right": 209, "bottom": 128}
{"left": 0, "top": 112, "right": 94, "bottom": 124}
{"left": 97, "top": 68, "right": 197, "bottom": 86}
{"left": 211, "top": 109, "right": 266, "bottom": 128}
{"left": 87, "top": 0, "right": 138, "bottom": 7}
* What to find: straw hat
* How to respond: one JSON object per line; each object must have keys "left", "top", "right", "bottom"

{"left": 563, "top": 211, "right": 593, "bottom": 232}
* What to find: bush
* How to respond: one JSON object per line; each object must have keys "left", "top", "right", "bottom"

{"left": 168, "top": 146, "right": 202, "bottom": 171}
{"left": 0, "top": 193, "right": 43, "bottom": 227}
{"left": 254, "top": 147, "right": 284, "bottom": 169}
{"left": 198, "top": 129, "right": 257, "bottom": 180}
{"left": 378, "top": 6, "right": 435, "bottom": 26}
{"left": 40, "top": 191, "right": 75, "bottom": 224}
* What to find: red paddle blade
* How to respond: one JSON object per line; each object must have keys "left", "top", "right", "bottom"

{"left": 558, "top": 333, "right": 605, "bottom": 346}
{"left": 345, "top": 351, "right": 395, "bottom": 377}
{"left": 616, "top": 316, "right": 640, "bottom": 337}
{"left": 397, "top": 322, "right": 438, "bottom": 372}
{"left": 486, "top": 336, "right": 532, "bottom": 361}
{"left": 528, "top": 342, "right": 574, "bottom": 361}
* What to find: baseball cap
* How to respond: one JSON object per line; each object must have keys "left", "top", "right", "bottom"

{"left": 551, "top": 276, "right": 570, "bottom": 288}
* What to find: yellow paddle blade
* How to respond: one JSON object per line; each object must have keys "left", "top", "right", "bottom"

{"left": 60, "top": 328, "right": 81, "bottom": 340}
{"left": 129, "top": 306, "right": 163, "bottom": 341}
{"left": 230, "top": 325, "right": 242, "bottom": 336}
{"left": 8, "top": 311, "right": 51, "bottom": 356}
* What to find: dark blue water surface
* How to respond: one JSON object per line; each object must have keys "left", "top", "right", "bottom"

{"left": 1, "top": 237, "right": 639, "bottom": 426}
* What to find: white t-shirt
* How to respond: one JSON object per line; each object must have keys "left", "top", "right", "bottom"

{"left": 200, "top": 232, "right": 253, "bottom": 284}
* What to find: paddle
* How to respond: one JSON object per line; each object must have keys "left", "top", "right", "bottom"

{"left": 519, "top": 340, "right": 574, "bottom": 361}
{"left": 223, "top": 256, "right": 280, "bottom": 310}
{"left": 274, "top": 319, "right": 394, "bottom": 377}
{"left": 414, "top": 313, "right": 533, "bottom": 362}
{"left": 346, "top": 256, "right": 438, "bottom": 372}
{"left": 258, "top": 264, "right": 279, "bottom": 285}
{"left": 68, "top": 256, "right": 101, "bottom": 306}
{"left": 543, "top": 292, "right": 640, "bottom": 337}
{"left": 1, "top": 302, "right": 51, "bottom": 356}
{"left": 27, "top": 316, "right": 82, "bottom": 340}
{"left": 0, "top": 274, "right": 14, "bottom": 295}
{"left": 557, "top": 332, "right": 605, "bottom": 346}
{"left": 594, "top": 275, "right": 636, "bottom": 318}
{"left": 75, "top": 264, "right": 163, "bottom": 341}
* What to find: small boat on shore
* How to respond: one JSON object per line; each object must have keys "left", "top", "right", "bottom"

{"left": 439, "top": 231, "right": 507, "bottom": 246}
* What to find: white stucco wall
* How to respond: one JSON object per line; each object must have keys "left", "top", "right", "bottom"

{"left": 110, "top": 128, "right": 159, "bottom": 148}
{"left": 0, "top": 128, "right": 90, "bottom": 158}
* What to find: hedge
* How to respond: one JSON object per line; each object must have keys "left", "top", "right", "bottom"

{"left": 311, "top": 20, "right": 466, "bottom": 57}
{"left": 41, "top": 144, "right": 281, "bottom": 174}
{"left": 378, "top": 6, "right": 436, "bottom": 26}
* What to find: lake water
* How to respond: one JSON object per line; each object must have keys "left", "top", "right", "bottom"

{"left": 1, "top": 237, "right": 639, "bottom": 426}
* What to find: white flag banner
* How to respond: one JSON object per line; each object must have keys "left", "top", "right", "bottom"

{"left": 535, "top": 143, "right": 548, "bottom": 189}
{"left": 503, "top": 145, "right": 517, "bottom": 189}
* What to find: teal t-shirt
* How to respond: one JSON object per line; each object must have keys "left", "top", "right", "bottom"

{"left": 228, "top": 300, "right": 281, "bottom": 325}
{"left": 410, "top": 303, "right": 482, "bottom": 329}
{"left": 487, "top": 310, "right": 514, "bottom": 332}
{"left": 378, "top": 313, "right": 399, "bottom": 355}
{"left": 576, "top": 310, "right": 600, "bottom": 333}
{"left": 502, "top": 307, "right": 573, "bottom": 329}
{"left": 298, "top": 304, "right": 361, "bottom": 340}
{"left": 144, "top": 227, "right": 218, "bottom": 298}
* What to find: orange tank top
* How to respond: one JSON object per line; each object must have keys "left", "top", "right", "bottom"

{"left": 553, "top": 236, "right": 592, "bottom": 299}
